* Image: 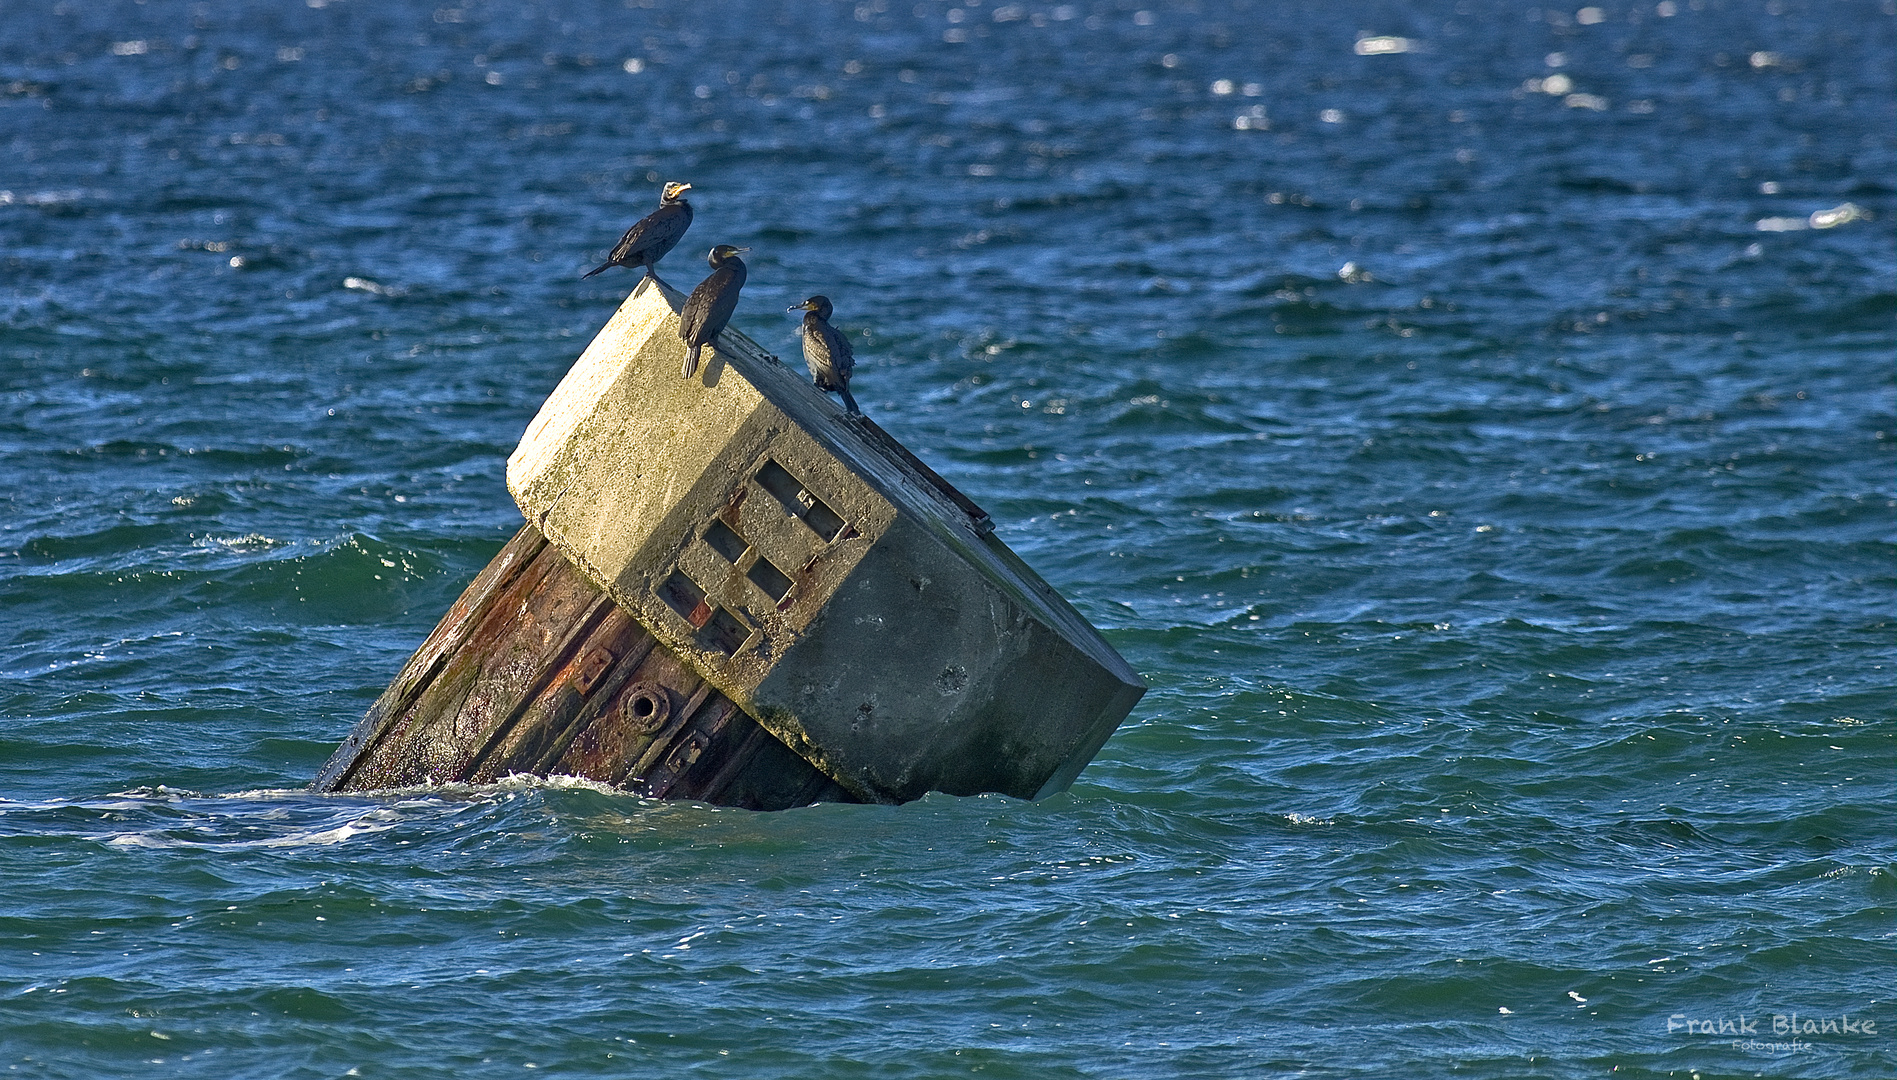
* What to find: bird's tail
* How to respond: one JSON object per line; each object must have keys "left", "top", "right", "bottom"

{"left": 682, "top": 344, "right": 703, "bottom": 378}
{"left": 581, "top": 262, "right": 612, "bottom": 279}
{"left": 838, "top": 386, "right": 861, "bottom": 415}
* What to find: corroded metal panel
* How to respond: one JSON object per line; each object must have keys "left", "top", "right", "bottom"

{"left": 311, "top": 523, "right": 855, "bottom": 811}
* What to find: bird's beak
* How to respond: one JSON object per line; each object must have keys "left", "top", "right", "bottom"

{"left": 788, "top": 301, "right": 811, "bottom": 312}
{"left": 676, "top": 183, "right": 692, "bottom": 192}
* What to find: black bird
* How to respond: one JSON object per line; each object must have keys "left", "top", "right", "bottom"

{"left": 582, "top": 181, "right": 693, "bottom": 282}
{"left": 678, "top": 245, "right": 749, "bottom": 378}
{"left": 789, "top": 295, "right": 859, "bottom": 415}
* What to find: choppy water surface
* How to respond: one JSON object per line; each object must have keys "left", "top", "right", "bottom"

{"left": 3, "top": 1, "right": 1893, "bottom": 1076}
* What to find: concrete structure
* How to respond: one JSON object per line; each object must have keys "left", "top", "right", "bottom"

{"left": 315, "top": 279, "right": 1143, "bottom": 807}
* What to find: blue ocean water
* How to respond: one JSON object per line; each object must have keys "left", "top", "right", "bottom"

{"left": 2, "top": 0, "right": 1893, "bottom": 1076}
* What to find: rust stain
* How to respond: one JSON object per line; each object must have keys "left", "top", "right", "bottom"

{"left": 686, "top": 599, "right": 713, "bottom": 629}
{"left": 573, "top": 647, "right": 615, "bottom": 695}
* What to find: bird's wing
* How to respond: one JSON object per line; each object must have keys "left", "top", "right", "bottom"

{"left": 823, "top": 323, "right": 854, "bottom": 378}
{"left": 609, "top": 204, "right": 688, "bottom": 262}
{"left": 607, "top": 220, "right": 652, "bottom": 262}
{"left": 679, "top": 284, "right": 712, "bottom": 340}
{"left": 698, "top": 268, "right": 744, "bottom": 338}
{"left": 680, "top": 265, "right": 743, "bottom": 345}
{"left": 638, "top": 206, "right": 691, "bottom": 256}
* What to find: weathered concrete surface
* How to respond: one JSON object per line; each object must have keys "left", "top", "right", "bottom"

{"left": 506, "top": 279, "right": 1145, "bottom": 803}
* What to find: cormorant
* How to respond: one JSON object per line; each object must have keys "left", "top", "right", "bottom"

{"left": 582, "top": 181, "right": 693, "bottom": 282}
{"left": 788, "top": 296, "right": 859, "bottom": 415}
{"left": 678, "top": 245, "right": 749, "bottom": 378}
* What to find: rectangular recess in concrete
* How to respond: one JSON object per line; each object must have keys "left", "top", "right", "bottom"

{"left": 658, "top": 570, "right": 710, "bottom": 628}
{"left": 756, "top": 459, "right": 848, "bottom": 542}
{"left": 699, "top": 606, "right": 751, "bottom": 656}
{"left": 746, "top": 556, "right": 794, "bottom": 605}
{"left": 703, "top": 519, "right": 749, "bottom": 564}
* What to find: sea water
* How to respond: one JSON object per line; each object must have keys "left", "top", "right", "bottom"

{"left": 1, "top": 1, "right": 1892, "bottom": 1077}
